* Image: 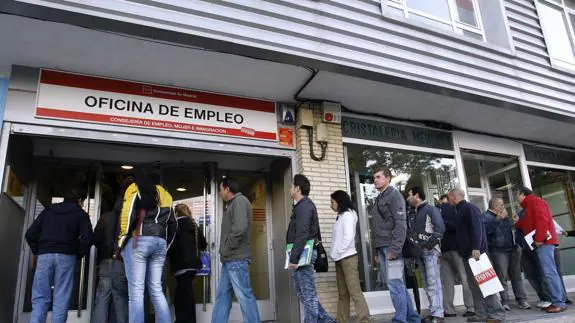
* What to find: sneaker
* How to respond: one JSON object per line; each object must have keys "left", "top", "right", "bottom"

{"left": 567, "top": 299, "right": 573, "bottom": 305}
{"left": 463, "top": 311, "right": 476, "bottom": 317}
{"left": 502, "top": 304, "right": 510, "bottom": 311}
{"left": 537, "top": 301, "right": 552, "bottom": 309}
{"left": 518, "top": 301, "right": 531, "bottom": 310}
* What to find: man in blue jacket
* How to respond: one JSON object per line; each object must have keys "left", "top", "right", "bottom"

{"left": 448, "top": 188, "right": 505, "bottom": 323}
{"left": 483, "top": 198, "right": 529, "bottom": 311}
{"left": 25, "top": 189, "right": 94, "bottom": 323}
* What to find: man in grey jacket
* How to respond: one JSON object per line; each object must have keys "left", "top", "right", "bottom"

{"left": 212, "top": 177, "right": 261, "bottom": 323}
{"left": 372, "top": 167, "right": 420, "bottom": 323}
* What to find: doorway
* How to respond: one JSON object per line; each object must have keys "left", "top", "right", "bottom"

{"left": 6, "top": 133, "right": 294, "bottom": 323}
{"left": 461, "top": 150, "right": 524, "bottom": 213}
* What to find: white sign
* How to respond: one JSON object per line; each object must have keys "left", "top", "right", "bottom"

{"left": 35, "top": 70, "right": 278, "bottom": 141}
{"left": 468, "top": 253, "right": 504, "bottom": 298}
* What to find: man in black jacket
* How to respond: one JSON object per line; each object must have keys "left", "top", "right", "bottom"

{"left": 25, "top": 189, "right": 94, "bottom": 323}
{"left": 449, "top": 188, "right": 505, "bottom": 323}
{"left": 483, "top": 197, "right": 529, "bottom": 311}
{"left": 286, "top": 174, "right": 335, "bottom": 323}
{"left": 438, "top": 195, "right": 475, "bottom": 318}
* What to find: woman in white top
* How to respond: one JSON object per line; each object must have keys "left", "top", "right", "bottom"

{"left": 330, "top": 190, "right": 370, "bottom": 323}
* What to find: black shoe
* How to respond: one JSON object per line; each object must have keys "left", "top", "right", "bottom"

{"left": 463, "top": 311, "right": 476, "bottom": 317}
{"left": 567, "top": 299, "right": 573, "bottom": 305}
{"left": 445, "top": 313, "right": 457, "bottom": 318}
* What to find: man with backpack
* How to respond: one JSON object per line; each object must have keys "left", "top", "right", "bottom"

{"left": 406, "top": 187, "right": 445, "bottom": 323}
{"left": 372, "top": 167, "right": 420, "bottom": 323}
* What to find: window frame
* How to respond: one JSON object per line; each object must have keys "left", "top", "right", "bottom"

{"left": 536, "top": 0, "right": 575, "bottom": 71}
{"left": 386, "top": 0, "right": 486, "bottom": 41}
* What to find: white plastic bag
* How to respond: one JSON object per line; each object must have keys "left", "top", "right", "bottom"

{"left": 468, "top": 253, "right": 504, "bottom": 298}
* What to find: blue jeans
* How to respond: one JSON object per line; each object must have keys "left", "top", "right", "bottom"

{"left": 92, "top": 258, "right": 128, "bottom": 323}
{"left": 122, "top": 236, "right": 171, "bottom": 323}
{"left": 291, "top": 251, "right": 335, "bottom": 323}
{"left": 419, "top": 249, "right": 443, "bottom": 318}
{"left": 30, "top": 253, "right": 76, "bottom": 323}
{"left": 536, "top": 245, "right": 566, "bottom": 307}
{"left": 378, "top": 247, "right": 420, "bottom": 323}
{"left": 211, "top": 259, "right": 261, "bottom": 323}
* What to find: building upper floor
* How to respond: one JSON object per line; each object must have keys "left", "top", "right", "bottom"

{"left": 2, "top": 0, "right": 575, "bottom": 119}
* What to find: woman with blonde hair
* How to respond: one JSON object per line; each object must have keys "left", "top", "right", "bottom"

{"left": 168, "top": 203, "right": 207, "bottom": 323}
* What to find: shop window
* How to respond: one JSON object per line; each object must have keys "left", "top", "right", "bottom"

{"left": 346, "top": 144, "right": 458, "bottom": 292}
{"left": 386, "top": 0, "right": 484, "bottom": 40}
{"left": 536, "top": 0, "right": 575, "bottom": 71}
{"left": 529, "top": 167, "right": 575, "bottom": 275}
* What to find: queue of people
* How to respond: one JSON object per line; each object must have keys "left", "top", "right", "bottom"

{"left": 23, "top": 165, "right": 572, "bottom": 323}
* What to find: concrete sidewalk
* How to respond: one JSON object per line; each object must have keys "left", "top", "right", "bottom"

{"left": 366, "top": 293, "right": 575, "bottom": 322}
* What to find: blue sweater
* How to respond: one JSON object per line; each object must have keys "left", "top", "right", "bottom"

{"left": 455, "top": 200, "right": 488, "bottom": 258}
{"left": 483, "top": 210, "right": 516, "bottom": 252}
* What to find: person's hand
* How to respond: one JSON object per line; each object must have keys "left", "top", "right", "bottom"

{"left": 374, "top": 255, "right": 380, "bottom": 264}
{"left": 535, "top": 241, "right": 543, "bottom": 247}
{"left": 512, "top": 212, "right": 519, "bottom": 223}
{"left": 287, "top": 263, "right": 298, "bottom": 270}
{"left": 564, "top": 231, "right": 569, "bottom": 237}
{"left": 472, "top": 249, "right": 481, "bottom": 260}
{"left": 387, "top": 251, "right": 397, "bottom": 260}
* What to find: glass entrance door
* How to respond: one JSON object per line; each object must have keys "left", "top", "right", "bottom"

{"left": 17, "top": 162, "right": 101, "bottom": 323}
{"left": 461, "top": 151, "right": 524, "bottom": 214}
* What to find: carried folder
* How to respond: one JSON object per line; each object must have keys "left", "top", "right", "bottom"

{"left": 524, "top": 230, "right": 552, "bottom": 250}
{"left": 285, "top": 239, "right": 314, "bottom": 269}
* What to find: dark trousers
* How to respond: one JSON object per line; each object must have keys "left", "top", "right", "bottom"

{"left": 490, "top": 248, "right": 527, "bottom": 305}
{"left": 175, "top": 271, "right": 197, "bottom": 323}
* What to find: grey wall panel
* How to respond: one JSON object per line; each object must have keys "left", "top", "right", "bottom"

{"left": 10, "top": 0, "right": 575, "bottom": 116}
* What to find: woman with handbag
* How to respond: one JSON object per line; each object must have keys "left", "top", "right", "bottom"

{"left": 169, "top": 203, "right": 208, "bottom": 323}
{"left": 329, "top": 190, "right": 371, "bottom": 323}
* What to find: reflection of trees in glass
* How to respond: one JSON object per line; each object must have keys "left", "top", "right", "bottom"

{"left": 348, "top": 146, "right": 458, "bottom": 196}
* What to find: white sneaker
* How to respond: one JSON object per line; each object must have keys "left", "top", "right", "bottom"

{"left": 537, "top": 301, "right": 552, "bottom": 308}
{"left": 503, "top": 304, "right": 511, "bottom": 311}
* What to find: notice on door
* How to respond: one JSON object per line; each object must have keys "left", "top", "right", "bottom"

{"left": 35, "top": 70, "right": 278, "bottom": 141}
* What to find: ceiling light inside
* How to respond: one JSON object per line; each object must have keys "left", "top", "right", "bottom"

{"left": 121, "top": 165, "right": 134, "bottom": 170}
{"left": 176, "top": 187, "right": 187, "bottom": 192}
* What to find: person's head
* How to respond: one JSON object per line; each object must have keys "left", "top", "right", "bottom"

{"left": 135, "top": 165, "right": 160, "bottom": 210}
{"left": 447, "top": 188, "right": 466, "bottom": 206}
{"left": 291, "top": 174, "right": 310, "bottom": 201}
{"left": 330, "top": 190, "right": 355, "bottom": 214}
{"left": 488, "top": 197, "right": 505, "bottom": 214}
{"left": 63, "top": 189, "right": 84, "bottom": 206}
{"left": 219, "top": 177, "right": 240, "bottom": 202}
{"left": 516, "top": 186, "right": 533, "bottom": 203}
{"left": 174, "top": 203, "right": 192, "bottom": 219}
{"left": 406, "top": 186, "right": 425, "bottom": 208}
{"left": 439, "top": 194, "right": 449, "bottom": 205}
{"left": 372, "top": 167, "right": 392, "bottom": 191}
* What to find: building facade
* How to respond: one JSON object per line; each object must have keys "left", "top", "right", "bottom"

{"left": 1, "top": 0, "right": 575, "bottom": 322}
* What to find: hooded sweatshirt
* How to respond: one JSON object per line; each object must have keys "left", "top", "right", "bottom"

{"left": 25, "top": 202, "right": 94, "bottom": 257}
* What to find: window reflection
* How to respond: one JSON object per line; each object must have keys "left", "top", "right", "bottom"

{"left": 347, "top": 145, "right": 458, "bottom": 292}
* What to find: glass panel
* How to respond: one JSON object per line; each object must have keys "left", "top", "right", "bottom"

{"left": 484, "top": 158, "right": 523, "bottom": 216}
{"left": 406, "top": 0, "right": 451, "bottom": 20}
{"left": 463, "top": 158, "right": 482, "bottom": 188}
{"left": 409, "top": 12, "right": 453, "bottom": 30}
{"left": 458, "top": 28, "right": 483, "bottom": 40}
{"left": 455, "top": 0, "right": 478, "bottom": 26}
{"left": 23, "top": 163, "right": 97, "bottom": 313}
{"left": 538, "top": 2, "right": 575, "bottom": 64}
{"left": 163, "top": 166, "right": 213, "bottom": 305}
{"left": 468, "top": 193, "right": 487, "bottom": 211}
{"left": 347, "top": 144, "right": 458, "bottom": 292}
